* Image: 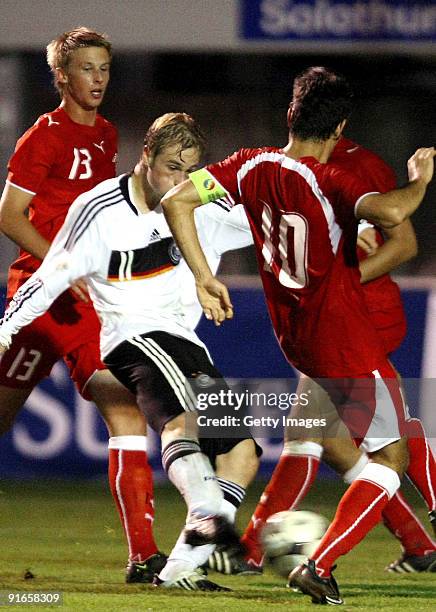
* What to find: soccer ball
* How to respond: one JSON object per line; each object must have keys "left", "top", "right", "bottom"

{"left": 260, "top": 510, "right": 328, "bottom": 577}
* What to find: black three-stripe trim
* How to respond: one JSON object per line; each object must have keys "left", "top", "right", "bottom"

{"left": 64, "top": 186, "right": 123, "bottom": 251}
{"left": 1, "top": 278, "right": 43, "bottom": 323}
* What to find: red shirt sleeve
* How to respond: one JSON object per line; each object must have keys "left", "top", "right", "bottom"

{"left": 322, "top": 163, "right": 377, "bottom": 228}
{"left": 206, "top": 149, "right": 247, "bottom": 203}
{"left": 7, "top": 122, "right": 59, "bottom": 194}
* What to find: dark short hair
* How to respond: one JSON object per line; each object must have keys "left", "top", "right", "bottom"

{"left": 144, "top": 113, "right": 206, "bottom": 163}
{"left": 289, "top": 67, "right": 354, "bottom": 141}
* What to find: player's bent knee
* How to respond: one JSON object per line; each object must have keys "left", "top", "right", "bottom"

{"left": 322, "top": 438, "right": 363, "bottom": 475}
{"left": 161, "top": 412, "right": 198, "bottom": 445}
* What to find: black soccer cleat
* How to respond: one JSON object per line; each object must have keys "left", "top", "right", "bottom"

{"left": 207, "top": 546, "right": 263, "bottom": 575}
{"left": 288, "top": 560, "right": 343, "bottom": 605}
{"left": 429, "top": 510, "right": 436, "bottom": 537}
{"left": 184, "top": 515, "right": 245, "bottom": 556}
{"left": 152, "top": 569, "right": 231, "bottom": 591}
{"left": 125, "top": 552, "right": 168, "bottom": 583}
{"left": 386, "top": 550, "right": 436, "bottom": 573}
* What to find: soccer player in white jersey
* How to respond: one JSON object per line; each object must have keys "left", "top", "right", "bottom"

{"left": 0, "top": 113, "right": 260, "bottom": 591}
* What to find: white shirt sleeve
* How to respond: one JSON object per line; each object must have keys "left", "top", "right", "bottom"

{"left": 178, "top": 204, "right": 253, "bottom": 331}
{"left": 195, "top": 203, "right": 253, "bottom": 257}
{"left": 0, "top": 199, "right": 101, "bottom": 348}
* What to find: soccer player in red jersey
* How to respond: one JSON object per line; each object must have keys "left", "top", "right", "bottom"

{"left": 0, "top": 28, "right": 164, "bottom": 582}
{"left": 228, "top": 140, "right": 435, "bottom": 577}
{"left": 160, "top": 67, "right": 436, "bottom": 603}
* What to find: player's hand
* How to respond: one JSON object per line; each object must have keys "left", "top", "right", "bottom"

{"left": 407, "top": 147, "right": 436, "bottom": 185}
{"left": 0, "top": 342, "right": 8, "bottom": 355}
{"left": 357, "top": 227, "right": 378, "bottom": 255}
{"left": 196, "top": 277, "right": 233, "bottom": 326}
{"left": 70, "top": 278, "right": 89, "bottom": 303}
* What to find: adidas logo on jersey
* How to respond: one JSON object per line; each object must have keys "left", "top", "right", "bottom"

{"left": 149, "top": 229, "right": 161, "bottom": 243}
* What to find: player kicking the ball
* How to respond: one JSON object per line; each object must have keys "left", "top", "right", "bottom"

{"left": 0, "top": 113, "right": 261, "bottom": 591}
{"left": 160, "top": 67, "right": 435, "bottom": 604}
{"left": 209, "top": 138, "right": 435, "bottom": 577}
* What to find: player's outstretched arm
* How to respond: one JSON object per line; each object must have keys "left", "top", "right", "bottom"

{"left": 0, "top": 183, "right": 89, "bottom": 303}
{"left": 357, "top": 147, "right": 435, "bottom": 228}
{"left": 0, "top": 251, "right": 80, "bottom": 354}
{"left": 161, "top": 179, "right": 233, "bottom": 325}
{"left": 0, "top": 202, "right": 100, "bottom": 352}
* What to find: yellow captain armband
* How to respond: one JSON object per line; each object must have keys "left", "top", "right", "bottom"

{"left": 189, "top": 168, "right": 228, "bottom": 204}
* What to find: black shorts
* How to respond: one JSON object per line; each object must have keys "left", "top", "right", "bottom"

{"left": 104, "top": 331, "right": 262, "bottom": 462}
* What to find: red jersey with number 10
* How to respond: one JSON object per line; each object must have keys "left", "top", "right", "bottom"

{"left": 6, "top": 106, "right": 117, "bottom": 297}
{"left": 204, "top": 148, "right": 386, "bottom": 377}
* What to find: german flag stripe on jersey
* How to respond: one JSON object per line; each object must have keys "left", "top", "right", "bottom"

{"left": 107, "top": 237, "right": 180, "bottom": 282}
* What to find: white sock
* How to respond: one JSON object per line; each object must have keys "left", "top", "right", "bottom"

{"left": 343, "top": 453, "right": 369, "bottom": 484}
{"left": 282, "top": 440, "right": 323, "bottom": 459}
{"left": 357, "top": 462, "right": 401, "bottom": 499}
{"left": 163, "top": 440, "right": 223, "bottom": 518}
{"left": 108, "top": 435, "right": 147, "bottom": 450}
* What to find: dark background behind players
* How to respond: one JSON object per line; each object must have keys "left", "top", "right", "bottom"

{"left": 0, "top": 52, "right": 434, "bottom": 276}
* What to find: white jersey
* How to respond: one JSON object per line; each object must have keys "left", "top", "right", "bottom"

{"left": 0, "top": 174, "right": 252, "bottom": 358}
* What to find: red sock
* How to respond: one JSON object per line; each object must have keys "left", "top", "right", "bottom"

{"left": 406, "top": 420, "right": 436, "bottom": 512}
{"left": 108, "top": 436, "right": 158, "bottom": 562}
{"left": 382, "top": 490, "right": 435, "bottom": 556}
{"left": 242, "top": 441, "right": 322, "bottom": 566}
{"left": 312, "top": 463, "right": 400, "bottom": 577}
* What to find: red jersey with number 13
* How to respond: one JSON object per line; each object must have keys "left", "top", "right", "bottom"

{"left": 6, "top": 106, "right": 117, "bottom": 297}
{"left": 204, "top": 148, "right": 386, "bottom": 377}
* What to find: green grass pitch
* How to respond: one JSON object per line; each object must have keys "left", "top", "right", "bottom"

{"left": 0, "top": 478, "right": 435, "bottom": 611}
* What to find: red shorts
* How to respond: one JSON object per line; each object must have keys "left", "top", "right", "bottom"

{"left": 321, "top": 360, "right": 409, "bottom": 453}
{"left": 0, "top": 291, "right": 104, "bottom": 399}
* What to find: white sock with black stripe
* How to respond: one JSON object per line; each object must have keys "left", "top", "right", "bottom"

{"left": 162, "top": 438, "right": 201, "bottom": 473}
{"left": 162, "top": 438, "right": 224, "bottom": 519}
{"left": 217, "top": 478, "right": 246, "bottom": 523}
{"left": 159, "top": 440, "right": 222, "bottom": 583}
